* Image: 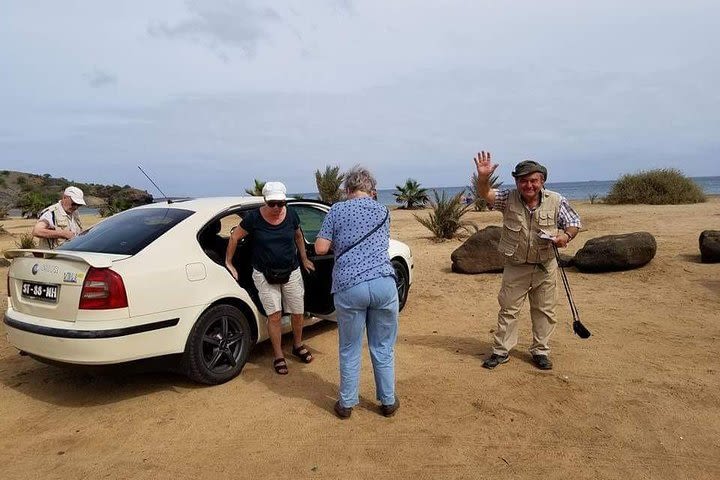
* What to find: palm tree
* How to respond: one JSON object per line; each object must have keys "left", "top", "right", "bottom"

{"left": 245, "top": 179, "right": 266, "bottom": 196}
{"left": 315, "top": 166, "right": 345, "bottom": 204}
{"left": 469, "top": 172, "right": 502, "bottom": 211}
{"left": 394, "top": 178, "right": 428, "bottom": 209}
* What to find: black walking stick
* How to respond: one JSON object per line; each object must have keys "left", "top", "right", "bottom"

{"left": 553, "top": 244, "right": 592, "bottom": 339}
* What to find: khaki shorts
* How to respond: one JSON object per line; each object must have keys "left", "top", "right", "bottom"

{"left": 252, "top": 267, "right": 305, "bottom": 316}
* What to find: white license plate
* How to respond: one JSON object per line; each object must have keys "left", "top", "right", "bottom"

{"left": 21, "top": 281, "right": 59, "bottom": 303}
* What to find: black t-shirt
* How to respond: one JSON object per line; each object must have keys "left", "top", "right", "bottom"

{"left": 240, "top": 208, "right": 300, "bottom": 272}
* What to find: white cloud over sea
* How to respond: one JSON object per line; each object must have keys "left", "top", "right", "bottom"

{"left": 1, "top": 0, "right": 717, "bottom": 196}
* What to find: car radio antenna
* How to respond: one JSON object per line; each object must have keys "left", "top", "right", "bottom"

{"left": 137, "top": 165, "right": 172, "bottom": 204}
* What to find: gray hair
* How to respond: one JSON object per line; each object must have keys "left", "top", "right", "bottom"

{"left": 344, "top": 165, "right": 377, "bottom": 194}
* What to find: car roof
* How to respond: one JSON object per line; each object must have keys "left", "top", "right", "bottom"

{"left": 137, "top": 196, "right": 263, "bottom": 215}
{"left": 135, "top": 196, "right": 323, "bottom": 218}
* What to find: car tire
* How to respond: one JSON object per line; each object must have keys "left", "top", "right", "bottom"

{"left": 183, "top": 304, "right": 253, "bottom": 385}
{"left": 392, "top": 259, "right": 409, "bottom": 312}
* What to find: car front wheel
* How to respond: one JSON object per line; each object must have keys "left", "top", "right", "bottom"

{"left": 183, "top": 305, "right": 253, "bottom": 385}
{"left": 392, "top": 259, "right": 409, "bottom": 312}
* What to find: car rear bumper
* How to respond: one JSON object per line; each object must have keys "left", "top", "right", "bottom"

{"left": 3, "top": 310, "right": 188, "bottom": 365}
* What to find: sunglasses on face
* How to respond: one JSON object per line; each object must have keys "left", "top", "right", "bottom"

{"left": 70, "top": 202, "right": 81, "bottom": 208}
{"left": 266, "top": 201, "right": 286, "bottom": 208}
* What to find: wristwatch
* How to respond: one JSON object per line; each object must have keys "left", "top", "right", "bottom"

{"left": 564, "top": 231, "right": 575, "bottom": 241}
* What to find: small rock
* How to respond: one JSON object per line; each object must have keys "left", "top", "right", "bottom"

{"left": 699, "top": 230, "right": 720, "bottom": 263}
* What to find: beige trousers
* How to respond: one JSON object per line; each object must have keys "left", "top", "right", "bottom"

{"left": 492, "top": 259, "right": 558, "bottom": 356}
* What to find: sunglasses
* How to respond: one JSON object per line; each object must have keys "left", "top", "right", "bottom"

{"left": 70, "top": 202, "right": 81, "bottom": 208}
{"left": 266, "top": 201, "right": 286, "bottom": 208}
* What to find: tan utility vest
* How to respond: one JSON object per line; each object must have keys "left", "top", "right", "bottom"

{"left": 38, "top": 201, "right": 83, "bottom": 249}
{"left": 498, "top": 189, "right": 561, "bottom": 264}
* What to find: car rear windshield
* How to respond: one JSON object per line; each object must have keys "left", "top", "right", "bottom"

{"left": 58, "top": 208, "right": 194, "bottom": 255}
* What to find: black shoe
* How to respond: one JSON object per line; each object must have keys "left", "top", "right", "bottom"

{"left": 334, "top": 401, "right": 352, "bottom": 419}
{"left": 532, "top": 354, "right": 553, "bottom": 370}
{"left": 380, "top": 398, "right": 400, "bottom": 417}
{"left": 482, "top": 353, "right": 509, "bottom": 369}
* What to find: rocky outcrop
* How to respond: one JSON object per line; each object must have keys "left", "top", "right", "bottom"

{"left": 451, "top": 226, "right": 505, "bottom": 274}
{"left": 699, "top": 230, "right": 720, "bottom": 263}
{"left": 574, "top": 232, "right": 657, "bottom": 273}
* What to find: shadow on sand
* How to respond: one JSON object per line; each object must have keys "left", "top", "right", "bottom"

{"left": 0, "top": 320, "right": 343, "bottom": 409}
{"left": 402, "top": 333, "right": 540, "bottom": 368}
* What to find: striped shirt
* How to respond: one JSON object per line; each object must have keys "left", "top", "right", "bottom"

{"left": 491, "top": 189, "right": 582, "bottom": 229}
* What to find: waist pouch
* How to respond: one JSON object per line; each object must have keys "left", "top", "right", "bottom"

{"left": 263, "top": 266, "right": 294, "bottom": 284}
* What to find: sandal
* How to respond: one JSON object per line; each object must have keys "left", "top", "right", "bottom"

{"left": 273, "top": 358, "right": 289, "bottom": 375}
{"left": 292, "top": 344, "right": 314, "bottom": 363}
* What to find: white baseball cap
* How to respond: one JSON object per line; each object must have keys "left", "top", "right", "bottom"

{"left": 64, "top": 186, "right": 86, "bottom": 205}
{"left": 262, "top": 181, "right": 287, "bottom": 202}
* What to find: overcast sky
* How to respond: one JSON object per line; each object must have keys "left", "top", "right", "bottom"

{"left": 1, "top": 0, "right": 718, "bottom": 195}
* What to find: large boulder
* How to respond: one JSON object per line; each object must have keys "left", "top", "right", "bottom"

{"left": 699, "top": 230, "right": 720, "bottom": 263}
{"left": 451, "top": 226, "right": 505, "bottom": 274}
{"left": 574, "top": 232, "right": 656, "bottom": 273}
{"left": 557, "top": 252, "right": 575, "bottom": 268}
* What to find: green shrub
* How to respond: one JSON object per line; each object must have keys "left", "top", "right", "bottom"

{"left": 16, "top": 176, "right": 27, "bottom": 185}
{"left": 605, "top": 168, "right": 706, "bottom": 205}
{"left": 99, "top": 193, "right": 139, "bottom": 217}
{"left": 18, "top": 191, "right": 55, "bottom": 218}
{"left": 415, "top": 190, "right": 477, "bottom": 240}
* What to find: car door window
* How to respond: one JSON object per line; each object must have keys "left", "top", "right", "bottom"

{"left": 289, "top": 204, "right": 327, "bottom": 243}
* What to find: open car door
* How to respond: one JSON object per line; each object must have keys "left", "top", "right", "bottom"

{"left": 289, "top": 202, "right": 336, "bottom": 317}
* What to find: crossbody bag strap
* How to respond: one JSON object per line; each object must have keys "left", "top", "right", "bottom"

{"left": 335, "top": 208, "right": 389, "bottom": 260}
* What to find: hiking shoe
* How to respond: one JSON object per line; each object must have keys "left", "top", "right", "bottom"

{"left": 532, "top": 354, "right": 553, "bottom": 370}
{"left": 482, "top": 353, "right": 509, "bottom": 369}
{"left": 334, "top": 401, "right": 352, "bottom": 419}
{"left": 380, "top": 398, "right": 400, "bottom": 417}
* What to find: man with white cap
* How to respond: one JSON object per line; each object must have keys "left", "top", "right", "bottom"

{"left": 32, "top": 186, "right": 86, "bottom": 249}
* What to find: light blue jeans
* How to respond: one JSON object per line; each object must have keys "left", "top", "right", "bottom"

{"left": 334, "top": 276, "right": 399, "bottom": 408}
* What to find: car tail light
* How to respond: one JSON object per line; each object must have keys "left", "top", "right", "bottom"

{"left": 79, "top": 267, "right": 128, "bottom": 310}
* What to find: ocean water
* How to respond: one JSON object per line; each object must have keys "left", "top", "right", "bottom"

{"left": 355, "top": 176, "right": 720, "bottom": 206}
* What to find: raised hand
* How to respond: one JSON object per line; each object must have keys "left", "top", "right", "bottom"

{"left": 474, "top": 151, "right": 498, "bottom": 178}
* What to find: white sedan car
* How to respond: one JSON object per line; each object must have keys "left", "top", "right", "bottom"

{"left": 4, "top": 197, "right": 413, "bottom": 384}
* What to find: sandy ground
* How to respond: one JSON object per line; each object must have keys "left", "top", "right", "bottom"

{"left": 1, "top": 199, "right": 719, "bottom": 480}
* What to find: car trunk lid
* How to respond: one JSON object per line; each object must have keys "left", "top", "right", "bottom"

{"left": 5, "top": 249, "right": 130, "bottom": 322}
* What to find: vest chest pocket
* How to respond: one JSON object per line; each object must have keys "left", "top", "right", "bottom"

{"left": 537, "top": 211, "right": 556, "bottom": 227}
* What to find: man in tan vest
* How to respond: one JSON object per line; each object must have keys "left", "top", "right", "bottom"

{"left": 474, "top": 151, "right": 581, "bottom": 370}
{"left": 32, "top": 186, "right": 85, "bottom": 249}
